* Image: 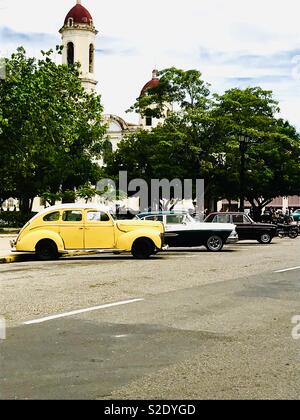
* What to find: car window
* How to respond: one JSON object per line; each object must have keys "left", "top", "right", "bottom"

{"left": 145, "top": 215, "right": 163, "bottom": 222}
{"left": 166, "top": 215, "right": 185, "bottom": 224}
{"left": 62, "top": 210, "right": 83, "bottom": 222}
{"left": 87, "top": 211, "right": 110, "bottom": 222}
{"left": 232, "top": 214, "right": 244, "bottom": 224}
{"left": 215, "top": 214, "right": 230, "bottom": 223}
{"left": 43, "top": 211, "right": 60, "bottom": 222}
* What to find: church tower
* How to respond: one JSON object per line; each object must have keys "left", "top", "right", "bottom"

{"left": 59, "top": 0, "right": 98, "bottom": 92}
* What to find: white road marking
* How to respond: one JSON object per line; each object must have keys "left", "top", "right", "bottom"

{"left": 23, "top": 298, "right": 144, "bottom": 325}
{"left": 274, "top": 266, "right": 300, "bottom": 273}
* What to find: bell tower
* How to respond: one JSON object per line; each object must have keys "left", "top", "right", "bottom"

{"left": 59, "top": 0, "right": 98, "bottom": 92}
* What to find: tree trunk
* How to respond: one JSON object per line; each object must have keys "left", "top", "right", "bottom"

{"left": 19, "top": 196, "right": 31, "bottom": 214}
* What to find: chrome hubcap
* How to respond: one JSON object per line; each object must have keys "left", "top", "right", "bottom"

{"left": 208, "top": 236, "right": 222, "bottom": 250}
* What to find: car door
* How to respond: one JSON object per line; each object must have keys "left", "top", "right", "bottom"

{"left": 231, "top": 214, "right": 253, "bottom": 240}
{"left": 59, "top": 209, "right": 84, "bottom": 249}
{"left": 165, "top": 214, "right": 195, "bottom": 246}
{"left": 84, "top": 210, "right": 115, "bottom": 249}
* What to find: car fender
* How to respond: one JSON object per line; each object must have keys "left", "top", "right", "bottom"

{"left": 16, "top": 229, "right": 65, "bottom": 253}
{"left": 116, "top": 229, "right": 162, "bottom": 251}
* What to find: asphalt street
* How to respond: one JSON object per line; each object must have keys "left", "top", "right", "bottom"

{"left": 0, "top": 238, "right": 300, "bottom": 399}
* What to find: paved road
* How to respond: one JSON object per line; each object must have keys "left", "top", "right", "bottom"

{"left": 1, "top": 238, "right": 300, "bottom": 399}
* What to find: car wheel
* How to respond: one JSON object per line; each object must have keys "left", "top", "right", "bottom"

{"left": 36, "top": 240, "right": 59, "bottom": 261}
{"left": 131, "top": 238, "right": 155, "bottom": 259}
{"left": 289, "top": 230, "right": 298, "bottom": 239}
{"left": 205, "top": 235, "right": 224, "bottom": 252}
{"left": 258, "top": 232, "right": 272, "bottom": 244}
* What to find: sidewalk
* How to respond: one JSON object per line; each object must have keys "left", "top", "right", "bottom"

{"left": 0, "top": 235, "right": 17, "bottom": 257}
{"left": 0, "top": 235, "right": 26, "bottom": 263}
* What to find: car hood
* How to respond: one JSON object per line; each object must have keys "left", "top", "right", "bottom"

{"left": 116, "top": 220, "right": 164, "bottom": 233}
{"left": 166, "top": 222, "right": 235, "bottom": 231}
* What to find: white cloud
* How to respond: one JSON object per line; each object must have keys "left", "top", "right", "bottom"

{"left": 1, "top": 0, "right": 300, "bottom": 126}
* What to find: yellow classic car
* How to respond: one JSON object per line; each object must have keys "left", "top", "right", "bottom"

{"left": 11, "top": 204, "right": 165, "bottom": 260}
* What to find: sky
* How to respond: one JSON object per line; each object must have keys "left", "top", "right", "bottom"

{"left": 1, "top": 0, "right": 300, "bottom": 127}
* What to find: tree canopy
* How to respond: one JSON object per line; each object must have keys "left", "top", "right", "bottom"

{"left": 106, "top": 68, "right": 300, "bottom": 214}
{"left": 0, "top": 47, "right": 106, "bottom": 211}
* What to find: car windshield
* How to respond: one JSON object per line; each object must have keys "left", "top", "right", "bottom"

{"left": 109, "top": 211, "right": 116, "bottom": 220}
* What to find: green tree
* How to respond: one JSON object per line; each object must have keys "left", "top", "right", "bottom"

{"left": 128, "top": 67, "right": 210, "bottom": 118}
{"left": 122, "top": 67, "right": 224, "bottom": 207}
{"left": 211, "top": 87, "right": 300, "bottom": 216}
{"left": 0, "top": 47, "right": 106, "bottom": 212}
{"left": 110, "top": 71, "right": 300, "bottom": 215}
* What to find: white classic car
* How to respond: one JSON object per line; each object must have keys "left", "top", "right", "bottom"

{"left": 135, "top": 211, "right": 238, "bottom": 251}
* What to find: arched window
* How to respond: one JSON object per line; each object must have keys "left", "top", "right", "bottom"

{"left": 68, "top": 18, "right": 74, "bottom": 27}
{"left": 67, "top": 42, "right": 74, "bottom": 65}
{"left": 89, "top": 44, "right": 94, "bottom": 73}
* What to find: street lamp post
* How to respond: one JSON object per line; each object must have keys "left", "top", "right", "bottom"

{"left": 239, "top": 135, "right": 249, "bottom": 212}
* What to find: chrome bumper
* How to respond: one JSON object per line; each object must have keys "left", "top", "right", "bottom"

{"left": 226, "top": 237, "right": 239, "bottom": 244}
{"left": 226, "top": 232, "right": 239, "bottom": 244}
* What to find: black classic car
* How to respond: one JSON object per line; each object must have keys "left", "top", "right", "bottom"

{"left": 135, "top": 211, "right": 238, "bottom": 251}
{"left": 204, "top": 212, "right": 277, "bottom": 244}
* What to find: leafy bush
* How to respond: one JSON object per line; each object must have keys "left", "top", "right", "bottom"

{"left": 0, "top": 211, "right": 37, "bottom": 228}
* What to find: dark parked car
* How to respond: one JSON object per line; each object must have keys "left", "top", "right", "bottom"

{"left": 204, "top": 212, "right": 277, "bottom": 244}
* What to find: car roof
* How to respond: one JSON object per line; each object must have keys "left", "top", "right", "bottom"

{"left": 208, "top": 212, "right": 246, "bottom": 215}
{"left": 29, "top": 204, "right": 111, "bottom": 223}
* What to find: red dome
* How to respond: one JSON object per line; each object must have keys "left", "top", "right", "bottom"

{"left": 64, "top": 3, "right": 93, "bottom": 26}
{"left": 141, "top": 70, "right": 160, "bottom": 96}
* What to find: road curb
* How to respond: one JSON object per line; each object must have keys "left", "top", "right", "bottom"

{"left": 0, "top": 255, "right": 25, "bottom": 264}
{"left": 0, "top": 251, "right": 101, "bottom": 264}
